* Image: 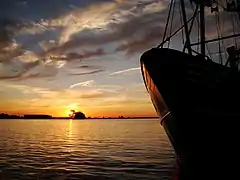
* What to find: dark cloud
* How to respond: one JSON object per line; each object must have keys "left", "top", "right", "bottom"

{"left": 115, "top": 26, "right": 163, "bottom": 54}
{"left": 0, "top": 48, "right": 106, "bottom": 80}
{"left": 46, "top": 0, "right": 228, "bottom": 56}
{"left": 0, "top": 60, "right": 40, "bottom": 79}
{"left": 19, "top": 65, "right": 58, "bottom": 80}
{"left": 0, "top": 0, "right": 110, "bottom": 22}
{"left": 68, "top": 69, "right": 105, "bottom": 76}
{"left": 0, "top": 18, "right": 18, "bottom": 55}
{"left": 43, "top": 3, "right": 169, "bottom": 55}
{"left": 0, "top": 0, "right": 112, "bottom": 60}
{"left": 0, "top": 0, "right": 174, "bottom": 61}
{"left": 50, "top": 48, "right": 105, "bottom": 61}
{"left": 74, "top": 65, "right": 104, "bottom": 69}
{"left": 0, "top": 59, "right": 61, "bottom": 80}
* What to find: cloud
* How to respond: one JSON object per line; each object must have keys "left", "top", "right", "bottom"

{"left": 72, "top": 65, "right": 105, "bottom": 69}
{"left": 37, "top": 0, "right": 169, "bottom": 56}
{"left": 29, "top": 85, "right": 112, "bottom": 101}
{"left": 0, "top": 57, "right": 65, "bottom": 80}
{"left": 77, "top": 91, "right": 106, "bottom": 99}
{"left": 0, "top": 59, "right": 40, "bottom": 79}
{"left": 69, "top": 80, "right": 94, "bottom": 89}
{"left": 109, "top": 67, "right": 140, "bottom": 75}
{"left": 0, "top": 0, "right": 192, "bottom": 65}
{"left": 68, "top": 69, "right": 105, "bottom": 77}
{"left": 0, "top": 0, "right": 238, "bottom": 84}
{"left": 53, "top": 1, "right": 117, "bottom": 45}
{"left": 115, "top": 26, "right": 163, "bottom": 54}
{"left": 0, "top": 1, "right": 114, "bottom": 71}
{"left": 0, "top": 0, "right": 184, "bottom": 61}
{"left": 0, "top": 48, "right": 105, "bottom": 80}
{"left": 50, "top": 48, "right": 105, "bottom": 61}
{"left": 19, "top": 64, "right": 59, "bottom": 79}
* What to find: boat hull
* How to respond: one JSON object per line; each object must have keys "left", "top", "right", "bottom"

{"left": 140, "top": 48, "right": 240, "bottom": 179}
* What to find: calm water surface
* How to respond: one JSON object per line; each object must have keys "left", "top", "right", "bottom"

{"left": 0, "top": 119, "right": 175, "bottom": 180}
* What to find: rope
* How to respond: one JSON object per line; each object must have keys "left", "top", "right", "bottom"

{"left": 215, "top": 12, "right": 223, "bottom": 64}
{"left": 157, "top": 12, "right": 200, "bottom": 48}
{"left": 235, "top": 12, "right": 240, "bottom": 28}
{"left": 183, "top": 4, "right": 199, "bottom": 52}
{"left": 193, "top": 6, "right": 212, "bottom": 60}
{"left": 230, "top": 12, "right": 238, "bottom": 48}
{"left": 197, "top": 8, "right": 200, "bottom": 53}
{"left": 168, "top": 0, "right": 176, "bottom": 48}
{"left": 179, "top": 1, "right": 185, "bottom": 45}
{"left": 161, "top": 0, "right": 175, "bottom": 47}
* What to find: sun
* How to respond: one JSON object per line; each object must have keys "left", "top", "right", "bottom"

{"left": 69, "top": 110, "right": 75, "bottom": 118}
{"left": 65, "top": 104, "right": 78, "bottom": 117}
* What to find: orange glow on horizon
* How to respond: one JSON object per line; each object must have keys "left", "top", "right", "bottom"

{"left": 1, "top": 108, "right": 157, "bottom": 118}
{"left": 0, "top": 101, "right": 158, "bottom": 118}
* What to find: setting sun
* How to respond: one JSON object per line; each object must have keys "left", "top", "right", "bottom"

{"left": 65, "top": 104, "right": 78, "bottom": 117}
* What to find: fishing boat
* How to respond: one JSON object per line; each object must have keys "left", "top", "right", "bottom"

{"left": 140, "top": 0, "right": 240, "bottom": 179}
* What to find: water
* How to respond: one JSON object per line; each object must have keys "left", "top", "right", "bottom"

{"left": 0, "top": 119, "right": 176, "bottom": 180}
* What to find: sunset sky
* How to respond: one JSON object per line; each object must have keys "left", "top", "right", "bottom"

{"left": 0, "top": 0, "right": 239, "bottom": 117}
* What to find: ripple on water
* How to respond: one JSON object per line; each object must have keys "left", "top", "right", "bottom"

{"left": 0, "top": 119, "right": 175, "bottom": 180}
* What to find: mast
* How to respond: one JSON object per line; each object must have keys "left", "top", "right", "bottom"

{"left": 199, "top": 1, "right": 205, "bottom": 56}
{"left": 180, "top": 0, "right": 192, "bottom": 55}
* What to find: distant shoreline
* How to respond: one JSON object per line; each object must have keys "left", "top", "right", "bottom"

{"left": 0, "top": 113, "right": 158, "bottom": 120}
{"left": 0, "top": 117, "right": 159, "bottom": 120}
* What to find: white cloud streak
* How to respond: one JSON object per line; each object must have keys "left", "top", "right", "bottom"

{"left": 109, "top": 67, "right": 140, "bottom": 75}
{"left": 69, "top": 80, "right": 94, "bottom": 89}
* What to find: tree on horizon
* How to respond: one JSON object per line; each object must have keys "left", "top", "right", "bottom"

{"left": 69, "top": 110, "right": 86, "bottom": 119}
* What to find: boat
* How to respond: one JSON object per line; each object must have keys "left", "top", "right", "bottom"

{"left": 140, "top": 0, "right": 240, "bottom": 179}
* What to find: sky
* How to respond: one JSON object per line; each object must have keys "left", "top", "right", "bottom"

{"left": 0, "top": 0, "right": 239, "bottom": 117}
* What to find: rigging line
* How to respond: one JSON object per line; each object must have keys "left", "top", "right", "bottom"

{"left": 199, "top": 0, "right": 206, "bottom": 56}
{"left": 217, "top": 0, "right": 240, "bottom": 25}
{"left": 193, "top": 5, "right": 212, "bottom": 60}
{"left": 161, "top": 0, "right": 175, "bottom": 47}
{"left": 197, "top": 6, "right": 200, "bottom": 53}
{"left": 179, "top": 1, "right": 185, "bottom": 45}
{"left": 191, "top": 33, "right": 240, "bottom": 45}
{"left": 206, "top": 41, "right": 213, "bottom": 60}
{"left": 180, "top": 0, "right": 192, "bottom": 55}
{"left": 214, "top": 0, "right": 226, "bottom": 11}
{"left": 191, "top": 48, "right": 212, "bottom": 60}
{"left": 217, "top": 1, "right": 228, "bottom": 60}
{"left": 183, "top": 4, "right": 199, "bottom": 52}
{"left": 235, "top": 12, "right": 240, "bottom": 28}
{"left": 157, "top": 12, "right": 200, "bottom": 48}
{"left": 219, "top": 1, "right": 228, "bottom": 60}
{"left": 168, "top": 0, "right": 176, "bottom": 48}
{"left": 190, "top": 2, "right": 200, "bottom": 53}
{"left": 230, "top": 12, "right": 238, "bottom": 48}
{"left": 215, "top": 12, "right": 223, "bottom": 64}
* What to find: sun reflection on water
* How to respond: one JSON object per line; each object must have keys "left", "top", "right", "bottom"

{"left": 66, "top": 119, "right": 73, "bottom": 152}
{"left": 68, "top": 119, "right": 73, "bottom": 138}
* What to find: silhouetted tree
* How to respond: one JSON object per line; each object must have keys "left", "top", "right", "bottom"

{"left": 73, "top": 111, "right": 86, "bottom": 119}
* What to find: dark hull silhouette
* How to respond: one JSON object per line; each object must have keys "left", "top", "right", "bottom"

{"left": 140, "top": 48, "right": 240, "bottom": 179}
